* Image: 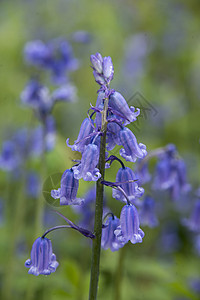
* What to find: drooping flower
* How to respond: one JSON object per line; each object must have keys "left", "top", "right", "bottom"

{"left": 152, "top": 144, "right": 191, "bottom": 200}
{"left": 73, "top": 144, "right": 101, "bottom": 181}
{"left": 0, "top": 140, "right": 20, "bottom": 171}
{"left": 51, "top": 168, "right": 84, "bottom": 205}
{"left": 183, "top": 200, "right": 200, "bottom": 233}
{"left": 26, "top": 172, "right": 41, "bottom": 198}
{"left": 115, "top": 204, "right": 144, "bottom": 244}
{"left": 139, "top": 196, "right": 158, "bottom": 228}
{"left": 101, "top": 215, "right": 125, "bottom": 251}
{"left": 135, "top": 159, "right": 151, "bottom": 185}
{"left": 119, "top": 127, "right": 147, "bottom": 162}
{"left": 25, "top": 237, "right": 59, "bottom": 276}
{"left": 109, "top": 91, "right": 140, "bottom": 124}
{"left": 20, "top": 80, "right": 52, "bottom": 118}
{"left": 112, "top": 167, "right": 144, "bottom": 204}
{"left": 66, "top": 118, "right": 94, "bottom": 153}
{"left": 24, "top": 39, "right": 78, "bottom": 84}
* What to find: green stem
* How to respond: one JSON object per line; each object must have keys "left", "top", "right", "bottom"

{"left": 89, "top": 97, "right": 108, "bottom": 300}
{"left": 113, "top": 245, "right": 127, "bottom": 300}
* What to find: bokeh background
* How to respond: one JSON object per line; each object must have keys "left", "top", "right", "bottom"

{"left": 0, "top": 0, "right": 200, "bottom": 299}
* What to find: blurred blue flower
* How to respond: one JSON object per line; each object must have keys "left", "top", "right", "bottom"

{"left": 153, "top": 144, "right": 191, "bottom": 200}
{"left": 25, "top": 237, "right": 59, "bottom": 276}
{"left": 26, "top": 172, "right": 41, "bottom": 198}
{"left": 71, "top": 30, "right": 92, "bottom": 43}
{"left": 135, "top": 159, "right": 151, "bottom": 185}
{"left": 139, "top": 196, "right": 158, "bottom": 228}
{"left": 24, "top": 38, "right": 78, "bottom": 84}
{"left": 0, "top": 140, "right": 20, "bottom": 171}
{"left": 183, "top": 200, "right": 200, "bottom": 233}
{"left": 21, "top": 80, "right": 76, "bottom": 120}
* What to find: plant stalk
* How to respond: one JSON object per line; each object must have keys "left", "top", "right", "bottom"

{"left": 89, "top": 97, "right": 108, "bottom": 300}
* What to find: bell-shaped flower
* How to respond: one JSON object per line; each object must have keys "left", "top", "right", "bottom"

{"left": 112, "top": 167, "right": 144, "bottom": 204}
{"left": 106, "top": 121, "right": 122, "bottom": 151}
{"left": 101, "top": 215, "right": 125, "bottom": 251}
{"left": 73, "top": 144, "right": 101, "bottom": 181}
{"left": 25, "top": 237, "right": 59, "bottom": 276}
{"left": 102, "top": 56, "right": 114, "bottom": 83}
{"left": 66, "top": 118, "right": 94, "bottom": 153}
{"left": 109, "top": 91, "right": 140, "bottom": 124}
{"left": 183, "top": 200, "right": 200, "bottom": 233}
{"left": 139, "top": 196, "right": 158, "bottom": 228}
{"left": 51, "top": 84, "right": 77, "bottom": 103}
{"left": 152, "top": 145, "right": 191, "bottom": 200}
{"left": 20, "top": 80, "right": 52, "bottom": 116}
{"left": 135, "top": 159, "right": 151, "bottom": 185}
{"left": 115, "top": 203, "right": 144, "bottom": 244}
{"left": 51, "top": 169, "right": 84, "bottom": 205}
{"left": 0, "top": 140, "right": 20, "bottom": 172}
{"left": 91, "top": 53, "right": 114, "bottom": 85}
{"left": 24, "top": 39, "right": 78, "bottom": 84}
{"left": 90, "top": 52, "right": 103, "bottom": 74}
{"left": 119, "top": 127, "right": 147, "bottom": 162}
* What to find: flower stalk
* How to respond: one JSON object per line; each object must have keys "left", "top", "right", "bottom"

{"left": 89, "top": 96, "right": 108, "bottom": 300}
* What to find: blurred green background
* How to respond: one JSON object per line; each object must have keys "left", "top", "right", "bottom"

{"left": 0, "top": 0, "right": 200, "bottom": 299}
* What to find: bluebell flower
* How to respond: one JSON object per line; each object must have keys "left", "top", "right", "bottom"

{"left": 51, "top": 84, "right": 77, "bottom": 103}
{"left": 26, "top": 172, "right": 41, "bottom": 198}
{"left": 20, "top": 80, "right": 52, "bottom": 117}
{"left": 0, "top": 140, "right": 20, "bottom": 171}
{"left": 159, "top": 222, "right": 180, "bottom": 253}
{"left": 135, "top": 159, "right": 151, "bottom": 185}
{"left": 25, "top": 237, "right": 59, "bottom": 276}
{"left": 24, "top": 39, "right": 78, "bottom": 84}
{"left": 184, "top": 200, "right": 200, "bottom": 233}
{"left": 24, "top": 40, "right": 51, "bottom": 68}
{"left": 122, "top": 33, "right": 150, "bottom": 83}
{"left": 51, "top": 169, "right": 84, "bottom": 205}
{"left": 106, "top": 121, "right": 122, "bottom": 151}
{"left": 119, "top": 127, "right": 147, "bottom": 162}
{"left": 102, "top": 56, "right": 114, "bottom": 83}
{"left": 152, "top": 145, "right": 191, "bottom": 200}
{"left": 73, "top": 144, "right": 101, "bottom": 181}
{"left": 109, "top": 91, "right": 140, "bottom": 124}
{"left": 115, "top": 204, "right": 144, "bottom": 244}
{"left": 72, "top": 31, "right": 91, "bottom": 43}
{"left": 139, "top": 196, "right": 158, "bottom": 228}
{"left": 101, "top": 215, "right": 125, "bottom": 251}
{"left": 66, "top": 118, "right": 94, "bottom": 153}
{"left": 112, "top": 167, "right": 144, "bottom": 204}
{"left": 90, "top": 52, "right": 103, "bottom": 74}
{"left": 90, "top": 53, "right": 114, "bottom": 85}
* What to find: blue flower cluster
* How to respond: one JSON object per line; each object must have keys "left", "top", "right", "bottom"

{"left": 50, "top": 52, "right": 147, "bottom": 252}
{"left": 25, "top": 52, "right": 149, "bottom": 276}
